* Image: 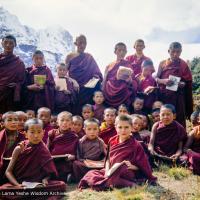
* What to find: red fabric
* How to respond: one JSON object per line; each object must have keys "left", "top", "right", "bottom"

{"left": 43, "top": 123, "right": 53, "bottom": 144}
{"left": 99, "top": 126, "right": 117, "bottom": 145}
{"left": 93, "top": 104, "right": 106, "bottom": 122}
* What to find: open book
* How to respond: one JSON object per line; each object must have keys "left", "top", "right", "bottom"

{"left": 166, "top": 75, "right": 181, "bottom": 91}
{"left": 22, "top": 181, "right": 44, "bottom": 189}
{"left": 106, "top": 162, "right": 123, "bottom": 177}
{"left": 116, "top": 66, "right": 133, "bottom": 81}
{"left": 54, "top": 78, "right": 67, "bottom": 91}
{"left": 84, "top": 159, "right": 104, "bottom": 169}
{"left": 34, "top": 75, "right": 47, "bottom": 86}
{"left": 84, "top": 78, "right": 99, "bottom": 88}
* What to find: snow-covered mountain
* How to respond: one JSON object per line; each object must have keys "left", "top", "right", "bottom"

{"left": 0, "top": 7, "right": 74, "bottom": 73}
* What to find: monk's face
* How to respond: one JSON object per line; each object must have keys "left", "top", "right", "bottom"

{"left": 118, "top": 107, "right": 128, "bottom": 115}
{"left": 115, "top": 120, "right": 132, "bottom": 141}
{"left": 93, "top": 92, "right": 104, "bottom": 105}
{"left": 4, "top": 114, "right": 19, "bottom": 131}
{"left": 50, "top": 116, "right": 58, "bottom": 128}
{"left": 82, "top": 108, "right": 94, "bottom": 120}
{"left": 142, "top": 66, "right": 153, "bottom": 77}
{"left": 17, "top": 114, "right": 28, "bottom": 131}
{"left": 75, "top": 37, "right": 87, "bottom": 53}
{"left": 114, "top": 45, "right": 127, "bottom": 60}
{"left": 57, "top": 66, "right": 67, "bottom": 78}
{"left": 33, "top": 54, "right": 44, "bottom": 67}
{"left": 37, "top": 111, "right": 51, "bottom": 125}
{"left": 57, "top": 114, "right": 72, "bottom": 131}
{"left": 140, "top": 115, "right": 148, "bottom": 129}
{"left": 72, "top": 119, "right": 83, "bottom": 133}
{"left": 26, "top": 124, "right": 44, "bottom": 144}
{"left": 134, "top": 41, "right": 145, "bottom": 54}
{"left": 160, "top": 108, "right": 174, "bottom": 125}
{"left": 26, "top": 110, "right": 35, "bottom": 120}
{"left": 168, "top": 48, "right": 182, "bottom": 61}
{"left": 133, "top": 98, "right": 144, "bottom": 111}
{"left": 84, "top": 123, "right": 99, "bottom": 140}
{"left": 152, "top": 112, "right": 160, "bottom": 123}
{"left": 132, "top": 118, "right": 143, "bottom": 132}
{"left": 152, "top": 101, "right": 163, "bottom": 110}
{"left": 104, "top": 111, "right": 116, "bottom": 126}
{"left": 2, "top": 38, "right": 15, "bottom": 54}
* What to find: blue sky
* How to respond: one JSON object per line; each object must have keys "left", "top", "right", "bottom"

{"left": 1, "top": 0, "right": 200, "bottom": 71}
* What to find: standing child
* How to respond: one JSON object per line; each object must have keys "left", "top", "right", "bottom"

{"left": 78, "top": 115, "right": 156, "bottom": 191}
{"left": 93, "top": 91, "right": 106, "bottom": 122}
{"left": 73, "top": 118, "right": 106, "bottom": 182}
{"left": 99, "top": 108, "right": 117, "bottom": 145}
{"left": 47, "top": 111, "right": 79, "bottom": 182}
{"left": 23, "top": 50, "right": 55, "bottom": 112}
{"left": 72, "top": 115, "right": 85, "bottom": 138}
{"left": 82, "top": 104, "right": 94, "bottom": 120}
{"left": 0, "top": 119, "right": 66, "bottom": 198}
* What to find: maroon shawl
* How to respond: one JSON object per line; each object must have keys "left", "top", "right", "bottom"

{"left": 93, "top": 104, "right": 106, "bottom": 122}
{"left": 154, "top": 121, "right": 187, "bottom": 156}
{"left": 43, "top": 123, "right": 53, "bottom": 144}
{"left": 99, "top": 126, "right": 117, "bottom": 145}
{"left": 22, "top": 65, "right": 55, "bottom": 112}
{"left": 103, "top": 59, "right": 138, "bottom": 108}
{"left": 0, "top": 53, "right": 25, "bottom": 113}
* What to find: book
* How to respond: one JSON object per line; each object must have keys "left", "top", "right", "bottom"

{"left": 54, "top": 78, "right": 67, "bottom": 91}
{"left": 22, "top": 181, "right": 44, "bottom": 189}
{"left": 166, "top": 75, "right": 181, "bottom": 92}
{"left": 106, "top": 162, "right": 123, "bottom": 177}
{"left": 52, "top": 154, "right": 69, "bottom": 161}
{"left": 3, "top": 157, "right": 12, "bottom": 161}
{"left": 84, "top": 77, "right": 99, "bottom": 88}
{"left": 34, "top": 75, "right": 47, "bottom": 86}
{"left": 83, "top": 159, "right": 104, "bottom": 169}
{"left": 116, "top": 66, "right": 133, "bottom": 81}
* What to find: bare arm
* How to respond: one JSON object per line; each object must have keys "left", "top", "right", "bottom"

{"left": 148, "top": 122, "right": 158, "bottom": 155}
{"left": 183, "top": 130, "right": 194, "bottom": 153}
{"left": 170, "top": 141, "right": 183, "bottom": 159}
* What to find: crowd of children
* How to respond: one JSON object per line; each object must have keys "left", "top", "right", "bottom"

{"left": 0, "top": 33, "right": 198, "bottom": 199}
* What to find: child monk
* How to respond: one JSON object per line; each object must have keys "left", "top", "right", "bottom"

{"left": 82, "top": 104, "right": 94, "bottom": 120}
{"left": 0, "top": 112, "right": 25, "bottom": 184}
{"left": 16, "top": 111, "right": 28, "bottom": 135}
{"left": 92, "top": 91, "right": 106, "bottom": 122}
{"left": 126, "top": 39, "right": 152, "bottom": 76}
{"left": 118, "top": 104, "right": 129, "bottom": 115}
{"left": 47, "top": 111, "right": 79, "bottom": 182}
{"left": 99, "top": 108, "right": 117, "bottom": 145}
{"left": 26, "top": 109, "right": 35, "bottom": 120}
{"left": 103, "top": 42, "right": 137, "bottom": 108}
{"left": 131, "top": 96, "right": 145, "bottom": 115}
{"left": 55, "top": 63, "right": 78, "bottom": 114}
{"left": 148, "top": 104, "right": 187, "bottom": 164}
{"left": 22, "top": 50, "right": 55, "bottom": 112}
{"left": 72, "top": 115, "right": 85, "bottom": 138}
{"left": 37, "top": 107, "right": 53, "bottom": 144}
{"left": 73, "top": 118, "right": 106, "bottom": 182}
{"left": 156, "top": 42, "right": 193, "bottom": 127}
{"left": 50, "top": 115, "right": 58, "bottom": 129}
{"left": 0, "top": 119, "right": 66, "bottom": 198}
{"left": 78, "top": 115, "right": 156, "bottom": 191}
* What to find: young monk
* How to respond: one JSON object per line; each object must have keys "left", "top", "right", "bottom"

{"left": 66, "top": 35, "right": 103, "bottom": 113}
{"left": 126, "top": 39, "right": 152, "bottom": 76}
{"left": 103, "top": 42, "right": 137, "bottom": 108}
{"left": 78, "top": 115, "right": 156, "bottom": 191}
{"left": 131, "top": 96, "right": 145, "bottom": 115}
{"left": 22, "top": 50, "right": 55, "bottom": 112}
{"left": 99, "top": 108, "right": 117, "bottom": 145}
{"left": 151, "top": 108, "right": 161, "bottom": 124}
{"left": 92, "top": 91, "right": 106, "bottom": 122}
{"left": 0, "top": 35, "right": 25, "bottom": 113}
{"left": 16, "top": 111, "right": 28, "bottom": 135}
{"left": 156, "top": 42, "right": 193, "bottom": 127}
{"left": 82, "top": 104, "right": 94, "bottom": 120}
{"left": 72, "top": 115, "right": 85, "bottom": 138}
{"left": 50, "top": 115, "right": 58, "bottom": 129}
{"left": 136, "top": 59, "right": 157, "bottom": 113}
{"left": 0, "top": 112, "right": 25, "bottom": 184}
{"left": 26, "top": 109, "right": 35, "bottom": 120}
{"left": 0, "top": 119, "right": 66, "bottom": 198}
{"left": 148, "top": 104, "right": 187, "bottom": 164}
{"left": 55, "top": 63, "right": 78, "bottom": 114}
{"left": 190, "top": 108, "right": 200, "bottom": 128}
{"left": 37, "top": 107, "right": 53, "bottom": 144}
{"left": 47, "top": 111, "right": 79, "bottom": 182}
{"left": 73, "top": 118, "right": 106, "bottom": 182}
{"left": 118, "top": 104, "right": 129, "bottom": 115}
{"left": 152, "top": 101, "right": 163, "bottom": 110}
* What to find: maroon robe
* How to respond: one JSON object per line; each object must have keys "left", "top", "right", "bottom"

{"left": 126, "top": 54, "right": 151, "bottom": 76}
{"left": 93, "top": 104, "right": 106, "bottom": 122}
{"left": 0, "top": 129, "right": 25, "bottom": 184}
{"left": 48, "top": 129, "right": 79, "bottom": 181}
{"left": 99, "top": 126, "right": 117, "bottom": 145}
{"left": 68, "top": 53, "right": 103, "bottom": 113}
{"left": 76, "top": 129, "right": 85, "bottom": 139}
{"left": 0, "top": 140, "right": 66, "bottom": 199}
{"left": 73, "top": 135, "right": 106, "bottom": 182}
{"left": 22, "top": 65, "right": 55, "bottom": 112}
{"left": 103, "top": 59, "right": 138, "bottom": 108}
{"left": 43, "top": 123, "right": 53, "bottom": 144}
{"left": 78, "top": 135, "right": 156, "bottom": 190}
{"left": 55, "top": 77, "right": 78, "bottom": 114}
{"left": 0, "top": 53, "right": 25, "bottom": 113}
{"left": 153, "top": 121, "right": 187, "bottom": 157}
{"left": 157, "top": 58, "right": 193, "bottom": 127}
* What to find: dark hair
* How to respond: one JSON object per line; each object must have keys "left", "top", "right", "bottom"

{"left": 33, "top": 50, "right": 44, "bottom": 57}
{"left": 24, "top": 118, "right": 43, "bottom": 131}
{"left": 75, "top": 34, "right": 87, "bottom": 43}
{"left": 93, "top": 90, "right": 104, "bottom": 97}
{"left": 118, "top": 104, "right": 129, "bottom": 112}
{"left": 37, "top": 107, "right": 51, "bottom": 115}
{"left": 134, "top": 39, "right": 145, "bottom": 46}
{"left": 115, "top": 114, "right": 132, "bottom": 126}
{"left": 2, "top": 35, "right": 17, "bottom": 46}
{"left": 169, "top": 42, "right": 182, "bottom": 50}
{"left": 161, "top": 104, "right": 176, "bottom": 114}
{"left": 2, "top": 111, "right": 17, "bottom": 122}
{"left": 72, "top": 115, "right": 83, "bottom": 123}
{"left": 142, "top": 59, "right": 154, "bottom": 68}
{"left": 104, "top": 107, "right": 117, "bottom": 115}
{"left": 131, "top": 114, "right": 143, "bottom": 120}
{"left": 84, "top": 118, "right": 100, "bottom": 128}
{"left": 82, "top": 104, "right": 94, "bottom": 112}
{"left": 151, "top": 108, "right": 160, "bottom": 114}
{"left": 134, "top": 96, "right": 145, "bottom": 102}
{"left": 57, "top": 111, "right": 72, "bottom": 120}
{"left": 114, "top": 42, "right": 127, "bottom": 52}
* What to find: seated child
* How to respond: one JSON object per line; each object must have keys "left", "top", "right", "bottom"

{"left": 37, "top": 107, "right": 53, "bottom": 144}
{"left": 148, "top": 104, "right": 187, "bottom": 164}
{"left": 72, "top": 115, "right": 85, "bottom": 138}
{"left": 78, "top": 115, "right": 156, "bottom": 191}
{"left": 92, "top": 91, "right": 106, "bottom": 122}
{"left": 139, "top": 114, "right": 151, "bottom": 143}
{"left": 47, "top": 111, "right": 79, "bottom": 182}
{"left": 151, "top": 108, "right": 160, "bottom": 124}
{"left": 82, "top": 104, "right": 94, "bottom": 120}
{"left": 73, "top": 118, "right": 106, "bottom": 182}
{"left": 118, "top": 104, "right": 129, "bottom": 115}
{"left": 0, "top": 119, "right": 66, "bottom": 198}
{"left": 99, "top": 108, "right": 117, "bottom": 145}
{"left": 26, "top": 109, "right": 35, "bottom": 120}
{"left": 50, "top": 114, "right": 58, "bottom": 129}
{"left": 16, "top": 111, "right": 28, "bottom": 135}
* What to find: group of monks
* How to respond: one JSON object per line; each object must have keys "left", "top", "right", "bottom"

{"left": 0, "top": 33, "right": 199, "bottom": 199}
